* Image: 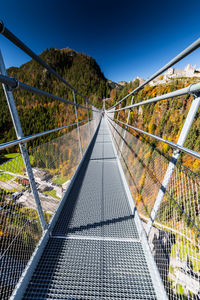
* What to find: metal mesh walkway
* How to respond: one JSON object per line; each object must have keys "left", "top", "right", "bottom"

{"left": 22, "top": 118, "right": 165, "bottom": 299}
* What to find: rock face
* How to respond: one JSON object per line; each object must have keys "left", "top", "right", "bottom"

{"left": 150, "top": 64, "right": 200, "bottom": 86}
{"left": 132, "top": 76, "right": 145, "bottom": 85}
{"left": 108, "top": 80, "right": 122, "bottom": 89}
{"left": 118, "top": 81, "right": 127, "bottom": 86}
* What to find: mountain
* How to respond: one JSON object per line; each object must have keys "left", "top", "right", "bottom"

{"left": 0, "top": 47, "right": 111, "bottom": 148}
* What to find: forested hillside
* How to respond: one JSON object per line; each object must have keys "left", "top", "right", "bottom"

{"left": 107, "top": 77, "right": 200, "bottom": 173}
{"left": 0, "top": 48, "right": 110, "bottom": 149}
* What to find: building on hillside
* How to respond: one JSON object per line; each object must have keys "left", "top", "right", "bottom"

{"left": 18, "top": 177, "right": 29, "bottom": 187}
{"left": 150, "top": 64, "right": 200, "bottom": 86}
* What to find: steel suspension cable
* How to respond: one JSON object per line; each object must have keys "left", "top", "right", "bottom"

{"left": 0, "top": 20, "right": 94, "bottom": 107}
{"left": 107, "top": 38, "right": 200, "bottom": 111}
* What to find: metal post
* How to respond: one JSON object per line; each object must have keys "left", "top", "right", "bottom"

{"left": 91, "top": 105, "right": 96, "bottom": 127}
{"left": 0, "top": 50, "right": 46, "bottom": 230}
{"left": 119, "top": 95, "right": 134, "bottom": 158}
{"left": 73, "top": 90, "right": 82, "bottom": 156}
{"left": 146, "top": 93, "right": 200, "bottom": 235}
{"left": 103, "top": 98, "right": 105, "bottom": 111}
{"left": 86, "top": 99, "right": 91, "bottom": 137}
{"left": 113, "top": 108, "right": 119, "bottom": 140}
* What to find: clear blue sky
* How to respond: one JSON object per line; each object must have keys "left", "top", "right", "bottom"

{"left": 1, "top": 0, "right": 200, "bottom": 82}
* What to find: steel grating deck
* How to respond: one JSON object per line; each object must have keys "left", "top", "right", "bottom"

{"left": 23, "top": 239, "right": 157, "bottom": 299}
{"left": 22, "top": 118, "right": 164, "bottom": 299}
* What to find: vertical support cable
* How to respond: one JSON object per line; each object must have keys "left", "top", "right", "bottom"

{"left": 119, "top": 95, "right": 134, "bottom": 158}
{"left": 146, "top": 94, "right": 200, "bottom": 235}
{"left": 0, "top": 50, "right": 46, "bottom": 230}
{"left": 73, "top": 90, "right": 82, "bottom": 157}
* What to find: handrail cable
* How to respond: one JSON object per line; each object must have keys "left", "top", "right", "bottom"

{"left": 0, "top": 120, "right": 87, "bottom": 151}
{"left": 107, "top": 38, "right": 200, "bottom": 111}
{"left": 0, "top": 73, "right": 99, "bottom": 112}
{"left": 0, "top": 20, "right": 94, "bottom": 107}
{"left": 107, "top": 81, "right": 200, "bottom": 113}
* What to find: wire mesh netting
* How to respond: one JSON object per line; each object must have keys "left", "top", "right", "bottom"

{"left": 150, "top": 163, "right": 200, "bottom": 299}
{"left": 79, "top": 122, "right": 92, "bottom": 153}
{"left": 108, "top": 118, "right": 200, "bottom": 300}
{"left": 109, "top": 120, "right": 167, "bottom": 218}
{"left": 29, "top": 120, "right": 97, "bottom": 222}
{"left": 29, "top": 127, "right": 82, "bottom": 220}
{"left": 0, "top": 153, "right": 42, "bottom": 300}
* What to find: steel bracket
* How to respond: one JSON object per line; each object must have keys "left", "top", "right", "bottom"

{"left": 6, "top": 77, "right": 19, "bottom": 91}
{"left": 189, "top": 83, "right": 200, "bottom": 98}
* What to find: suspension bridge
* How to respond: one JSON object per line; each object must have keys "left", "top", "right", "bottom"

{"left": 0, "top": 21, "right": 200, "bottom": 299}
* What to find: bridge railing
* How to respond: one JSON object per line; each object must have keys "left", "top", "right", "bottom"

{"left": 0, "top": 21, "right": 101, "bottom": 300}
{"left": 106, "top": 38, "right": 200, "bottom": 299}
{"left": 107, "top": 119, "right": 200, "bottom": 298}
